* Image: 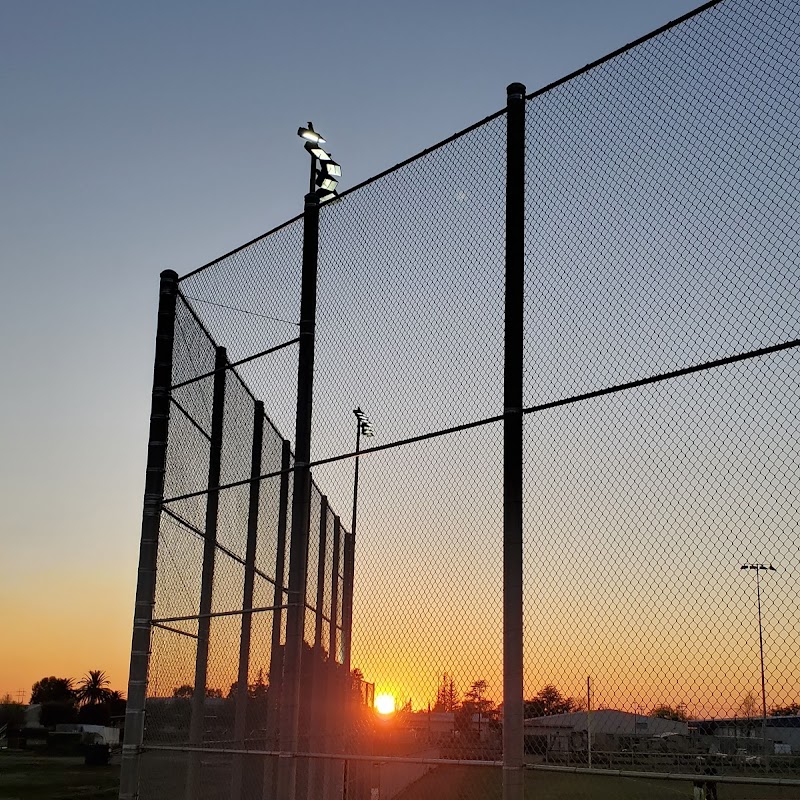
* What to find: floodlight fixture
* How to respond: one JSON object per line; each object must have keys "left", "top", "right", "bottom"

{"left": 316, "top": 159, "right": 342, "bottom": 192}
{"left": 304, "top": 142, "right": 333, "bottom": 161}
{"left": 354, "top": 407, "right": 374, "bottom": 437}
{"left": 316, "top": 173, "right": 339, "bottom": 192}
{"left": 298, "top": 126, "right": 326, "bottom": 144}
{"left": 315, "top": 188, "right": 338, "bottom": 203}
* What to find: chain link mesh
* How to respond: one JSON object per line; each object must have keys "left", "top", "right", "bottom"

{"left": 132, "top": 1, "right": 800, "bottom": 798}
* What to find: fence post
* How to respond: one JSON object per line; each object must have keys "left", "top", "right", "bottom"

{"left": 503, "top": 80, "right": 526, "bottom": 800}
{"left": 119, "top": 269, "right": 179, "bottom": 800}
{"left": 186, "top": 345, "right": 227, "bottom": 800}
{"left": 231, "top": 400, "right": 265, "bottom": 799}
{"left": 280, "top": 189, "right": 321, "bottom": 800}
{"left": 341, "top": 530, "right": 354, "bottom": 678}
{"left": 264, "top": 438, "right": 292, "bottom": 800}
{"left": 325, "top": 514, "right": 343, "bottom": 800}
{"left": 308, "top": 496, "right": 329, "bottom": 800}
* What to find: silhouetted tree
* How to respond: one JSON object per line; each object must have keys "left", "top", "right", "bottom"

{"left": 30, "top": 676, "right": 75, "bottom": 704}
{"left": 770, "top": 702, "right": 800, "bottom": 717}
{"left": 250, "top": 668, "right": 268, "bottom": 699}
{"left": 650, "top": 704, "right": 689, "bottom": 721}
{"left": 524, "top": 685, "right": 583, "bottom": 718}
{"left": 456, "top": 679, "right": 497, "bottom": 736}
{"left": 172, "top": 684, "right": 194, "bottom": 699}
{"left": 739, "top": 691, "right": 759, "bottom": 719}
{"left": 0, "top": 695, "right": 26, "bottom": 729}
{"left": 433, "top": 673, "right": 460, "bottom": 712}
{"left": 106, "top": 690, "right": 127, "bottom": 718}
{"left": 464, "top": 680, "right": 496, "bottom": 717}
{"left": 76, "top": 670, "right": 112, "bottom": 706}
{"left": 78, "top": 702, "right": 111, "bottom": 725}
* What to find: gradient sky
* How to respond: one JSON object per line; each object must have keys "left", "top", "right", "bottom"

{"left": 2, "top": 0, "right": 726, "bottom": 701}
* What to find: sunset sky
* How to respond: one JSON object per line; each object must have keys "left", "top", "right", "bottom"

{"left": 3, "top": 0, "right": 796, "bottom": 721}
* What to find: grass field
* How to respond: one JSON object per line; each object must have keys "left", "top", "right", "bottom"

{"left": 0, "top": 750, "right": 120, "bottom": 799}
{"left": 394, "top": 765, "right": 800, "bottom": 800}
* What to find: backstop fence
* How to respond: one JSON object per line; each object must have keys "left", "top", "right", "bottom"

{"left": 122, "top": 1, "right": 800, "bottom": 798}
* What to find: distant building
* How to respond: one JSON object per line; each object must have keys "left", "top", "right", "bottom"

{"left": 694, "top": 715, "right": 800, "bottom": 755}
{"left": 524, "top": 709, "right": 688, "bottom": 756}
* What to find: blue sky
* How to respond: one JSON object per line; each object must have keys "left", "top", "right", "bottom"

{"left": 0, "top": 0, "right": 707, "bottom": 696}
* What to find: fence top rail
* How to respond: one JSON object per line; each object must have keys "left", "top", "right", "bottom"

{"left": 178, "top": 108, "right": 506, "bottom": 283}
{"left": 177, "top": 1, "right": 724, "bottom": 287}
{"left": 524, "top": 0, "right": 724, "bottom": 103}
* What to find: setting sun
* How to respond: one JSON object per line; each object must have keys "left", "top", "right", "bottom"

{"left": 374, "top": 694, "right": 396, "bottom": 715}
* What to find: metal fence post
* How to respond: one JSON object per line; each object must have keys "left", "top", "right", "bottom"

{"left": 341, "top": 530, "right": 354, "bottom": 679}
{"left": 339, "top": 522, "right": 355, "bottom": 799}
{"left": 264, "top": 438, "right": 292, "bottom": 799}
{"left": 322, "top": 514, "right": 343, "bottom": 800}
{"left": 186, "top": 345, "right": 228, "bottom": 800}
{"left": 231, "top": 400, "right": 265, "bottom": 799}
{"left": 503, "top": 81, "right": 526, "bottom": 800}
{"left": 119, "top": 269, "right": 179, "bottom": 800}
{"left": 280, "top": 190, "right": 321, "bottom": 800}
{"left": 308, "top": 496, "right": 329, "bottom": 800}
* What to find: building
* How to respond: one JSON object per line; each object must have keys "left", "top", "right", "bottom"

{"left": 524, "top": 709, "right": 689, "bottom": 758}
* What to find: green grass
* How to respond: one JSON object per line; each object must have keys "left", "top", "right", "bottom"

{"left": 0, "top": 750, "right": 120, "bottom": 799}
{"left": 394, "top": 765, "right": 800, "bottom": 800}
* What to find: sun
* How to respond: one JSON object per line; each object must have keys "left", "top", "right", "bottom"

{"left": 375, "top": 694, "right": 396, "bottom": 715}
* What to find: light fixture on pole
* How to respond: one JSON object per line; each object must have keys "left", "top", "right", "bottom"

{"left": 342, "top": 408, "right": 373, "bottom": 676}
{"left": 280, "top": 119, "right": 338, "bottom": 800}
{"left": 741, "top": 562, "right": 776, "bottom": 755}
{"left": 297, "top": 121, "right": 341, "bottom": 202}
{"left": 352, "top": 407, "right": 374, "bottom": 541}
{"left": 741, "top": 563, "right": 776, "bottom": 719}
{"left": 297, "top": 126, "right": 326, "bottom": 144}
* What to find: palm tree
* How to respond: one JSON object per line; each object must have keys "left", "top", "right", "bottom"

{"left": 76, "top": 670, "right": 112, "bottom": 706}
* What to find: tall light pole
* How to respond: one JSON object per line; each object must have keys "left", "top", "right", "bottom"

{"left": 351, "top": 407, "right": 374, "bottom": 541}
{"left": 741, "top": 563, "right": 776, "bottom": 720}
{"left": 342, "top": 407, "right": 373, "bottom": 672}
{"left": 340, "top": 408, "right": 372, "bottom": 800}
{"left": 279, "top": 122, "right": 342, "bottom": 800}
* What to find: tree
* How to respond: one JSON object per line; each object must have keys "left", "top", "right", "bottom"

{"left": 770, "top": 702, "right": 800, "bottom": 717}
{"left": 30, "top": 676, "right": 75, "bottom": 704}
{"left": 464, "top": 680, "right": 496, "bottom": 718}
{"left": 650, "top": 704, "right": 689, "bottom": 721}
{"left": 173, "top": 684, "right": 194, "bottom": 699}
{"left": 76, "top": 670, "right": 112, "bottom": 706}
{"left": 249, "top": 668, "right": 268, "bottom": 699}
{"left": 433, "top": 673, "right": 460, "bottom": 712}
{"left": 0, "top": 695, "right": 26, "bottom": 730}
{"left": 457, "top": 679, "right": 498, "bottom": 736}
{"left": 524, "top": 685, "right": 582, "bottom": 718}
{"left": 739, "top": 691, "right": 759, "bottom": 719}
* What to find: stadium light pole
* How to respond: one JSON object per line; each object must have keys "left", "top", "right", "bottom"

{"left": 742, "top": 562, "right": 776, "bottom": 757}
{"left": 741, "top": 563, "right": 776, "bottom": 721}
{"left": 279, "top": 122, "right": 341, "bottom": 800}
{"left": 342, "top": 408, "right": 373, "bottom": 671}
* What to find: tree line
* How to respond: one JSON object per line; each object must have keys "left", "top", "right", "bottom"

{"left": 0, "top": 670, "right": 126, "bottom": 729}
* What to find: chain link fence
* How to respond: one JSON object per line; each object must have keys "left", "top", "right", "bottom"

{"left": 123, "top": 0, "right": 800, "bottom": 798}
